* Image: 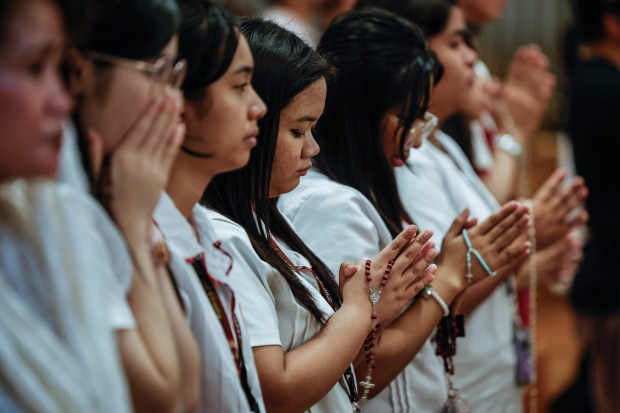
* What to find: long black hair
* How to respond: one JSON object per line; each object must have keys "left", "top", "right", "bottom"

{"left": 203, "top": 18, "right": 340, "bottom": 324}
{"left": 177, "top": 0, "right": 239, "bottom": 102}
{"left": 356, "top": 0, "right": 456, "bottom": 38}
{"left": 315, "top": 8, "right": 441, "bottom": 237}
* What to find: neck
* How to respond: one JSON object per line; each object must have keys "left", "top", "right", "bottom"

{"left": 166, "top": 153, "right": 215, "bottom": 219}
{"left": 586, "top": 40, "right": 620, "bottom": 70}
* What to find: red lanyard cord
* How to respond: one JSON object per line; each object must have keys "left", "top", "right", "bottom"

{"left": 187, "top": 253, "right": 260, "bottom": 413}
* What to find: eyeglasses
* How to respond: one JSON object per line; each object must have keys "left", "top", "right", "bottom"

{"left": 81, "top": 50, "right": 187, "bottom": 89}
{"left": 392, "top": 112, "right": 438, "bottom": 144}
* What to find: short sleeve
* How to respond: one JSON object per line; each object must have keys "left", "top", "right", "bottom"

{"left": 59, "top": 186, "right": 135, "bottom": 330}
{"left": 213, "top": 221, "right": 282, "bottom": 348}
{"left": 283, "top": 190, "right": 381, "bottom": 277}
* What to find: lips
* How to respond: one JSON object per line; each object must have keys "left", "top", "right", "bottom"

{"left": 244, "top": 129, "right": 259, "bottom": 141}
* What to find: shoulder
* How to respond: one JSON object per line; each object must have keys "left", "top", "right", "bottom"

{"left": 279, "top": 170, "right": 376, "bottom": 221}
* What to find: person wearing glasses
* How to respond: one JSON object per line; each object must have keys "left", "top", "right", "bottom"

{"left": 202, "top": 18, "right": 446, "bottom": 413}
{"left": 65, "top": 1, "right": 201, "bottom": 412}
{"left": 152, "top": 1, "right": 269, "bottom": 412}
{"left": 357, "top": 1, "right": 586, "bottom": 411}
{"left": 278, "top": 8, "right": 531, "bottom": 412}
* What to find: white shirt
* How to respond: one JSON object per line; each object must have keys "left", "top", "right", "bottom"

{"left": 395, "top": 131, "right": 522, "bottom": 413}
{"left": 207, "top": 209, "right": 354, "bottom": 413}
{"left": 278, "top": 169, "right": 449, "bottom": 413}
{"left": 153, "top": 193, "right": 266, "bottom": 413}
{"left": 0, "top": 181, "right": 131, "bottom": 413}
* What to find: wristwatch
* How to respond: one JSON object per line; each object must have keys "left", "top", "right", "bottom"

{"left": 494, "top": 134, "right": 523, "bottom": 158}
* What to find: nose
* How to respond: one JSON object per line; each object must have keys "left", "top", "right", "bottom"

{"left": 464, "top": 45, "right": 478, "bottom": 67}
{"left": 48, "top": 73, "right": 72, "bottom": 118}
{"left": 303, "top": 130, "right": 320, "bottom": 158}
{"left": 249, "top": 88, "right": 267, "bottom": 120}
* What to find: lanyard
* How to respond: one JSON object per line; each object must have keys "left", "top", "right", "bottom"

{"left": 268, "top": 238, "right": 361, "bottom": 412}
{"left": 188, "top": 252, "right": 260, "bottom": 413}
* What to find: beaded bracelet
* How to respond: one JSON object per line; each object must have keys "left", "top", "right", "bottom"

{"left": 359, "top": 258, "right": 394, "bottom": 401}
{"left": 422, "top": 285, "right": 450, "bottom": 317}
{"left": 461, "top": 229, "right": 497, "bottom": 283}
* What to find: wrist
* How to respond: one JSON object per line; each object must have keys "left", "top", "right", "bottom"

{"left": 495, "top": 133, "right": 523, "bottom": 158}
{"left": 422, "top": 285, "right": 450, "bottom": 317}
{"left": 431, "top": 267, "right": 466, "bottom": 305}
{"left": 341, "top": 301, "right": 373, "bottom": 332}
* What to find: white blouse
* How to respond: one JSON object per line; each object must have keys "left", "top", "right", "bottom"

{"left": 394, "top": 131, "right": 522, "bottom": 413}
{"left": 278, "top": 169, "right": 449, "bottom": 413}
{"left": 206, "top": 209, "right": 354, "bottom": 413}
{"left": 0, "top": 181, "right": 131, "bottom": 413}
{"left": 153, "top": 193, "right": 266, "bottom": 413}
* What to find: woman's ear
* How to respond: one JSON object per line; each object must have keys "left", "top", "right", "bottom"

{"left": 65, "top": 48, "right": 90, "bottom": 96}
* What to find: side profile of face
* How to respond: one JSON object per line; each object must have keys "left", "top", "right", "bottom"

{"left": 0, "top": 0, "right": 71, "bottom": 181}
{"left": 381, "top": 100, "right": 437, "bottom": 168}
{"left": 269, "top": 77, "right": 325, "bottom": 198}
{"left": 428, "top": 5, "right": 477, "bottom": 121}
{"left": 71, "top": 37, "right": 179, "bottom": 155}
{"left": 182, "top": 34, "right": 266, "bottom": 176}
{"left": 459, "top": 0, "right": 508, "bottom": 26}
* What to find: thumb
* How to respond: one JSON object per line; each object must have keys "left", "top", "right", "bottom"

{"left": 87, "top": 128, "right": 104, "bottom": 177}
{"left": 445, "top": 208, "right": 470, "bottom": 239}
{"left": 339, "top": 263, "right": 360, "bottom": 278}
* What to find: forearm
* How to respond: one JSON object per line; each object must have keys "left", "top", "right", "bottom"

{"left": 453, "top": 260, "right": 520, "bottom": 316}
{"left": 122, "top": 245, "right": 183, "bottom": 413}
{"left": 257, "top": 303, "right": 371, "bottom": 413}
{"left": 362, "top": 274, "right": 461, "bottom": 397}
{"left": 483, "top": 150, "right": 521, "bottom": 204}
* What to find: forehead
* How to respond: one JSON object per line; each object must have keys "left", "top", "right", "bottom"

{"left": 228, "top": 33, "right": 253, "bottom": 69}
{"left": 281, "top": 78, "right": 327, "bottom": 120}
{"left": 441, "top": 6, "right": 467, "bottom": 36}
{"left": 0, "top": 0, "right": 64, "bottom": 53}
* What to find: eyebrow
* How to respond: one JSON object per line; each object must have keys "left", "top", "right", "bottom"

{"left": 295, "top": 115, "right": 319, "bottom": 122}
{"left": 451, "top": 29, "right": 469, "bottom": 39}
{"left": 233, "top": 65, "right": 253, "bottom": 75}
{"left": 17, "top": 42, "right": 57, "bottom": 57}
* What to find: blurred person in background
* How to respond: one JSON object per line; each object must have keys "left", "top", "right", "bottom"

{"left": 553, "top": 1, "right": 620, "bottom": 412}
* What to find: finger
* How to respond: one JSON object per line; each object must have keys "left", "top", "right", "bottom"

{"left": 87, "top": 129, "right": 104, "bottom": 177}
{"left": 339, "top": 262, "right": 360, "bottom": 279}
{"left": 119, "top": 98, "right": 162, "bottom": 150}
{"left": 464, "top": 218, "right": 478, "bottom": 229}
{"left": 485, "top": 205, "right": 528, "bottom": 243}
{"left": 143, "top": 93, "right": 178, "bottom": 152}
{"left": 404, "top": 265, "right": 436, "bottom": 297}
{"left": 496, "top": 241, "right": 531, "bottom": 269}
{"left": 554, "top": 181, "right": 588, "bottom": 216}
{"left": 444, "top": 209, "right": 471, "bottom": 240}
{"left": 475, "top": 201, "right": 521, "bottom": 235}
{"left": 376, "top": 225, "right": 418, "bottom": 263}
{"left": 391, "top": 232, "right": 434, "bottom": 276}
{"left": 160, "top": 123, "right": 184, "bottom": 173}
{"left": 493, "top": 214, "right": 530, "bottom": 252}
{"left": 153, "top": 91, "right": 183, "bottom": 157}
{"left": 534, "top": 169, "right": 567, "bottom": 203}
{"left": 564, "top": 210, "right": 589, "bottom": 230}
{"left": 404, "top": 248, "right": 438, "bottom": 281}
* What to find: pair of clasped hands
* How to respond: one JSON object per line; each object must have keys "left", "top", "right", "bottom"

{"left": 338, "top": 201, "right": 532, "bottom": 328}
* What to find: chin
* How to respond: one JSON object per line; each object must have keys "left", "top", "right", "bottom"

{"left": 223, "top": 154, "right": 252, "bottom": 173}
